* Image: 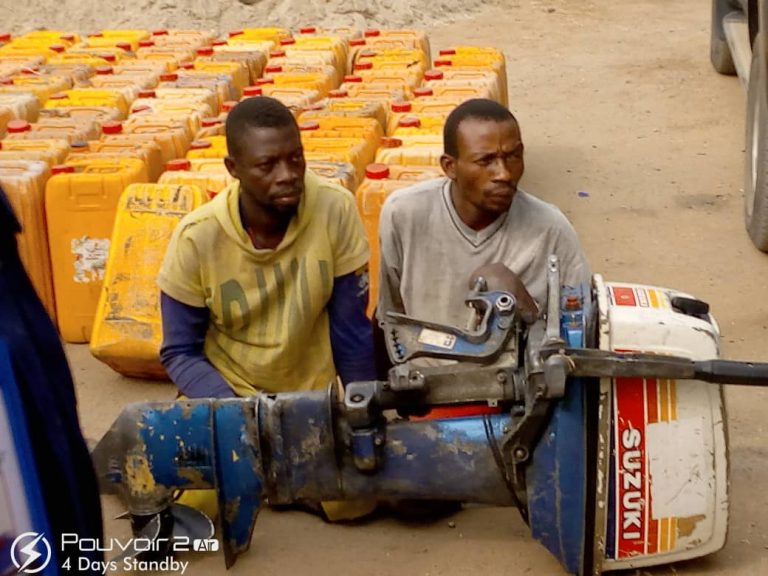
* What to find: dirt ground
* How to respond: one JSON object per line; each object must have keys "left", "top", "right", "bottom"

{"left": 63, "top": 0, "right": 768, "bottom": 574}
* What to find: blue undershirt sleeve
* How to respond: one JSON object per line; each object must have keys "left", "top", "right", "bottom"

{"left": 159, "top": 292, "right": 236, "bottom": 399}
{"left": 329, "top": 271, "right": 377, "bottom": 385}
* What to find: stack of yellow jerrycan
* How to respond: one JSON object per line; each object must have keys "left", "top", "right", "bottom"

{"left": 90, "top": 183, "right": 205, "bottom": 378}
{"left": 0, "top": 21, "right": 511, "bottom": 379}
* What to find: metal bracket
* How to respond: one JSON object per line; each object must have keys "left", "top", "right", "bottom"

{"left": 383, "top": 290, "right": 518, "bottom": 364}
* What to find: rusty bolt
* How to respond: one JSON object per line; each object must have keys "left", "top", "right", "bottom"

{"left": 496, "top": 371, "right": 507, "bottom": 383}
{"left": 513, "top": 447, "right": 528, "bottom": 462}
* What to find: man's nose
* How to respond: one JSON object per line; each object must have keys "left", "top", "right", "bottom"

{"left": 275, "top": 159, "right": 300, "bottom": 182}
{"left": 490, "top": 157, "right": 512, "bottom": 181}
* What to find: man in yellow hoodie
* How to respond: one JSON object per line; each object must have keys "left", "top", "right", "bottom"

{"left": 157, "top": 96, "right": 376, "bottom": 520}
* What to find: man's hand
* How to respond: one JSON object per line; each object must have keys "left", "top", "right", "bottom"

{"left": 468, "top": 263, "right": 539, "bottom": 324}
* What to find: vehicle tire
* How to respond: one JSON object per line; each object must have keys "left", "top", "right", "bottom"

{"left": 744, "top": 42, "right": 768, "bottom": 251}
{"left": 711, "top": 0, "right": 737, "bottom": 74}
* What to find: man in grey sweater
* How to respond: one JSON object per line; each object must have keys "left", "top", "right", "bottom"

{"left": 378, "top": 98, "right": 591, "bottom": 330}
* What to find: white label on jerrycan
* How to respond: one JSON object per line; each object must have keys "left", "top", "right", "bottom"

{"left": 71, "top": 236, "right": 110, "bottom": 283}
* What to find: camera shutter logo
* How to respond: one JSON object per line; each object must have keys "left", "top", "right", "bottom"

{"left": 10, "top": 532, "right": 52, "bottom": 574}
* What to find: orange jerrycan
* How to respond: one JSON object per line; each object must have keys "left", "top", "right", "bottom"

{"left": 0, "top": 159, "right": 56, "bottom": 320}
{"left": 39, "top": 104, "right": 124, "bottom": 127}
{"left": 299, "top": 98, "right": 388, "bottom": 133}
{"left": 0, "top": 74, "right": 72, "bottom": 104}
{"left": 187, "top": 158, "right": 229, "bottom": 174}
{"left": 354, "top": 163, "right": 420, "bottom": 316}
{"left": 102, "top": 117, "right": 192, "bottom": 165}
{"left": 185, "top": 136, "right": 227, "bottom": 159}
{"left": 362, "top": 29, "right": 431, "bottom": 61}
{"left": 158, "top": 158, "right": 233, "bottom": 200}
{"left": 198, "top": 45, "right": 267, "bottom": 85}
{"left": 45, "top": 157, "right": 147, "bottom": 342}
{"left": 0, "top": 92, "right": 40, "bottom": 121}
{"left": 90, "top": 182, "right": 204, "bottom": 378}
{"left": 148, "top": 29, "right": 216, "bottom": 49}
{"left": 4, "top": 117, "right": 101, "bottom": 143}
{"left": 306, "top": 160, "right": 358, "bottom": 192}
{"left": 435, "top": 47, "right": 508, "bottom": 106}
{"left": 374, "top": 136, "right": 443, "bottom": 167}
{"left": 389, "top": 114, "right": 445, "bottom": 138}
{"left": 302, "top": 136, "right": 374, "bottom": 184}
{"left": 82, "top": 137, "right": 164, "bottom": 182}
{"left": 0, "top": 138, "right": 70, "bottom": 166}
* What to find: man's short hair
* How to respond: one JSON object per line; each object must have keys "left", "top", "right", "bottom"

{"left": 443, "top": 98, "right": 518, "bottom": 157}
{"left": 225, "top": 96, "right": 298, "bottom": 157}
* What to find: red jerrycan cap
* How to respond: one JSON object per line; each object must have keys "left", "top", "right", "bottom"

{"left": 228, "top": 30, "right": 244, "bottom": 38}
{"left": 20, "top": 66, "right": 39, "bottom": 74}
{"left": 49, "top": 44, "right": 67, "bottom": 53}
{"left": 102, "top": 121, "right": 123, "bottom": 134}
{"left": 88, "top": 32, "right": 104, "bottom": 38}
{"left": 439, "top": 48, "right": 457, "bottom": 56}
{"left": 279, "top": 37, "right": 296, "bottom": 45}
{"left": 159, "top": 72, "right": 178, "bottom": 81}
{"left": 95, "top": 65, "right": 114, "bottom": 75}
{"left": 197, "top": 47, "right": 214, "bottom": 56}
{"left": 391, "top": 101, "right": 412, "bottom": 113}
{"left": 0, "top": 77, "right": 14, "bottom": 85}
{"left": 364, "top": 29, "right": 381, "bottom": 37}
{"left": 179, "top": 61, "right": 195, "bottom": 70}
{"left": 434, "top": 59, "right": 452, "bottom": 67}
{"left": 100, "top": 53, "right": 117, "bottom": 62}
{"left": 48, "top": 92, "right": 68, "bottom": 100}
{"left": 298, "top": 120, "right": 320, "bottom": 131}
{"left": 152, "top": 29, "right": 169, "bottom": 36}
{"left": 328, "top": 89, "right": 347, "bottom": 98}
{"left": 138, "top": 39, "right": 155, "bottom": 47}
{"left": 212, "top": 39, "right": 227, "bottom": 46}
{"left": 269, "top": 50, "right": 286, "bottom": 58}
{"left": 201, "top": 117, "right": 221, "bottom": 127}
{"left": 221, "top": 100, "right": 239, "bottom": 112}
{"left": 349, "top": 38, "right": 366, "bottom": 46}
{"left": 264, "top": 64, "right": 283, "bottom": 74}
{"left": 255, "top": 78, "right": 273, "bottom": 86}
{"left": 413, "top": 87, "right": 433, "bottom": 97}
{"left": 189, "top": 140, "right": 212, "bottom": 150}
{"left": 424, "top": 69, "right": 443, "bottom": 81}
{"left": 302, "top": 102, "right": 325, "bottom": 112}
{"left": 365, "top": 163, "right": 390, "bottom": 179}
{"left": 116, "top": 42, "right": 133, "bottom": 52}
{"left": 357, "top": 49, "right": 377, "bottom": 59}
{"left": 379, "top": 136, "right": 402, "bottom": 148}
{"left": 6, "top": 120, "right": 31, "bottom": 133}
{"left": 166, "top": 159, "right": 191, "bottom": 171}
{"left": 353, "top": 61, "right": 373, "bottom": 71}
{"left": 343, "top": 75, "right": 363, "bottom": 83}
{"left": 299, "top": 26, "right": 317, "bottom": 34}
{"left": 138, "top": 89, "right": 156, "bottom": 98}
{"left": 131, "top": 105, "right": 151, "bottom": 114}
{"left": 59, "top": 33, "right": 76, "bottom": 42}
{"left": 398, "top": 116, "right": 421, "bottom": 128}
{"left": 51, "top": 165, "right": 76, "bottom": 175}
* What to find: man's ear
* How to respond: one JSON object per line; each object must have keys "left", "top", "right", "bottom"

{"left": 440, "top": 153, "right": 457, "bottom": 180}
{"left": 223, "top": 155, "right": 237, "bottom": 179}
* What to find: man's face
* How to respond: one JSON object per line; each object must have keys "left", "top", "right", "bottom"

{"left": 441, "top": 118, "right": 524, "bottom": 217}
{"left": 224, "top": 124, "right": 306, "bottom": 214}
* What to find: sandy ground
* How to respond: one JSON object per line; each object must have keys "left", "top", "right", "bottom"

{"left": 62, "top": 0, "right": 768, "bottom": 574}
